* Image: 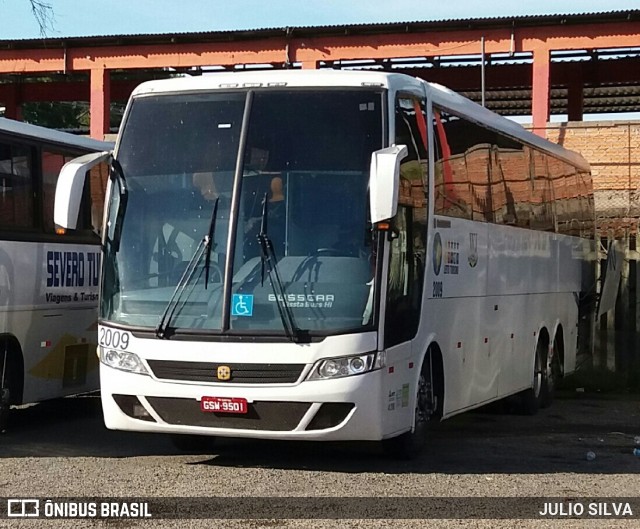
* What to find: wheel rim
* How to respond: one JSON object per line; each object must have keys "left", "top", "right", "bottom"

{"left": 533, "top": 347, "right": 543, "bottom": 398}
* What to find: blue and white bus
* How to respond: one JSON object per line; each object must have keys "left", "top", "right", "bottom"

{"left": 0, "top": 117, "right": 111, "bottom": 429}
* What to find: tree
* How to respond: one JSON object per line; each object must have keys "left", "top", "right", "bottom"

{"left": 22, "top": 101, "right": 90, "bottom": 130}
{"left": 29, "top": 1, "right": 54, "bottom": 36}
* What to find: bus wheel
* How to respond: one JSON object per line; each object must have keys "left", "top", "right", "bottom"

{"left": 518, "top": 339, "right": 546, "bottom": 415}
{"left": 169, "top": 434, "right": 215, "bottom": 453}
{"left": 0, "top": 348, "right": 18, "bottom": 433}
{"left": 0, "top": 387, "right": 8, "bottom": 433}
{"left": 382, "top": 355, "right": 439, "bottom": 459}
{"left": 541, "top": 335, "right": 562, "bottom": 409}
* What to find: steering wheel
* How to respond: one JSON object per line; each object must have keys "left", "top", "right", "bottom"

{"left": 311, "top": 248, "right": 342, "bottom": 257}
{"left": 144, "top": 228, "right": 184, "bottom": 287}
{"left": 161, "top": 227, "right": 183, "bottom": 263}
{"left": 204, "top": 260, "right": 224, "bottom": 284}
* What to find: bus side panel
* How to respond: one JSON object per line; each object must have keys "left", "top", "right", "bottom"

{"left": 487, "top": 225, "right": 582, "bottom": 296}
{"left": 419, "top": 219, "right": 584, "bottom": 416}
{"left": 9, "top": 308, "right": 99, "bottom": 403}
{"left": 419, "top": 217, "right": 492, "bottom": 415}
{"left": 0, "top": 241, "right": 100, "bottom": 404}
{"left": 495, "top": 290, "right": 577, "bottom": 398}
{"left": 487, "top": 227, "right": 581, "bottom": 392}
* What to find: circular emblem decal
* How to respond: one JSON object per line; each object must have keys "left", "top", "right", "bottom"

{"left": 433, "top": 232, "right": 442, "bottom": 276}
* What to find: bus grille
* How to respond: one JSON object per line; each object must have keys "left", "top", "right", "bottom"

{"left": 145, "top": 397, "right": 310, "bottom": 431}
{"left": 146, "top": 360, "right": 305, "bottom": 384}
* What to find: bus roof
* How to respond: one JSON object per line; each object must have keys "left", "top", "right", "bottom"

{"left": 132, "top": 70, "right": 590, "bottom": 172}
{"left": 0, "top": 117, "right": 113, "bottom": 152}
{"left": 131, "top": 69, "right": 416, "bottom": 95}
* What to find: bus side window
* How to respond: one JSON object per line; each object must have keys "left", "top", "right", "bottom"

{"left": 433, "top": 110, "right": 481, "bottom": 221}
{"left": 87, "top": 161, "right": 109, "bottom": 235}
{"left": 491, "top": 136, "right": 528, "bottom": 228}
{"left": 0, "top": 141, "right": 34, "bottom": 229}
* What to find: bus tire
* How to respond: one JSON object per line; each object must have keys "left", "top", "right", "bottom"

{"left": 518, "top": 337, "right": 547, "bottom": 415}
{"left": 382, "top": 351, "right": 441, "bottom": 459}
{"left": 1, "top": 343, "right": 23, "bottom": 432}
{"left": 541, "top": 333, "right": 563, "bottom": 409}
{"left": 169, "top": 434, "right": 215, "bottom": 453}
{"left": 0, "top": 387, "right": 8, "bottom": 432}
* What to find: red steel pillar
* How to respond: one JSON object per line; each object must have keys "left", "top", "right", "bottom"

{"left": 90, "top": 68, "right": 111, "bottom": 140}
{"left": 3, "top": 83, "right": 23, "bottom": 121}
{"left": 567, "top": 67, "right": 584, "bottom": 121}
{"left": 532, "top": 47, "right": 551, "bottom": 138}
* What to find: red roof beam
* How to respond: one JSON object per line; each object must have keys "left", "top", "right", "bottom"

{"left": 2, "top": 57, "right": 638, "bottom": 106}
{"left": 0, "top": 21, "right": 638, "bottom": 74}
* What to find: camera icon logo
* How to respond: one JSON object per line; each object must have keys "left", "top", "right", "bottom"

{"left": 7, "top": 499, "right": 40, "bottom": 517}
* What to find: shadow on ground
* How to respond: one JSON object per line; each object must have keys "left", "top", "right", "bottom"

{"left": 1, "top": 392, "right": 639, "bottom": 475}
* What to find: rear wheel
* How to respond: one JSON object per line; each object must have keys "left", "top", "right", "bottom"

{"left": 169, "top": 434, "right": 216, "bottom": 453}
{"left": 0, "top": 387, "right": 8, "bottom": 433}
{"left": 518, "top": 338, "right": 547, "bottom": 415}
{"left": 1, "top": 343, "right": 22, "bottom": 433}
{"left": 541, "top": 335, "right": 562, "bottom": 408}
{"left": 383, "top": 353, "right": 441, "bottom": 459}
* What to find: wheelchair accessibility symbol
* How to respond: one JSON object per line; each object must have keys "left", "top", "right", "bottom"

{"left": 231, "top": 294, "right": 254, "bottom": 317}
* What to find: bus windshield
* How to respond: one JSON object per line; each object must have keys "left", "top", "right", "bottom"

{"left": 102, "top": 88, "right": 384, "bottom": 336}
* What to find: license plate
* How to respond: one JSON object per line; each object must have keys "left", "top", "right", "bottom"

{"left": 200, "top": 396, "right": 248, "bottom": 414}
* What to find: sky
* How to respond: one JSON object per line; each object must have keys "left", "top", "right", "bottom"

{"left": 2, "top": 0, "right": 640, "bottom": 40}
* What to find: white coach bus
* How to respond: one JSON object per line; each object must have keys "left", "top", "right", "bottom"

{"left": 54, "top": 71, "right": 595, "bottom": 457}
{"left": 0, "top": 118, "right": 111, "bottom": 428}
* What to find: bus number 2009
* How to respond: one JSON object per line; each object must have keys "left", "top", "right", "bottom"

{"left": 99, "top": 328, "right": 130, "bottom": 350}
{"left": 432, "top": 281, "right": 443, "bottom": 298}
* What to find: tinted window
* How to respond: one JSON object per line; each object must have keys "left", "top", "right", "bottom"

{"left": 0, "top": 142, "right": 34, "bottom": 229}
{"left": 432, "top": 107, "right": 591, "bottom": 234}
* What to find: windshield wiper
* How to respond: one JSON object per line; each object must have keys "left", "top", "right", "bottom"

{"left": 256, "top": 193, "right": 303, "bottom": 342}
{"left": 155, "top": 197, "right": 219, "bottom": 339}
{"left": 204, "top": 197, "right": 219, "bottom": 289}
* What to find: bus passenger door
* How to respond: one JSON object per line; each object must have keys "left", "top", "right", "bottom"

{"left": 382, "top": 202, "right": 428, "bottom": 435}
{"left": 380, "top": 94, "right": 428, "bottom": 436}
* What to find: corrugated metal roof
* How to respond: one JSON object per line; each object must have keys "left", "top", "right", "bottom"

{"left": 0, "top": 10, "right": 638, "bottom": 46}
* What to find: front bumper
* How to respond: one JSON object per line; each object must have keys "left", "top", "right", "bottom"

{"left": 100, "top": 363, "right": 385, "bottom": 441}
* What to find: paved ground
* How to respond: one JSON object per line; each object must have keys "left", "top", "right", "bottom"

{"left": 0, "top": 392, "right": 639, "bottom": 528}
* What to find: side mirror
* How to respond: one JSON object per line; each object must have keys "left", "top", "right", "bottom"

{"left": 369, "top": 145, "right": 408, "bottom": 224}
{"left": 54, "top": 151, "right": 112, "bottom": 230}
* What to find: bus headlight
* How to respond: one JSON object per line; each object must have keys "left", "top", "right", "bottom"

{"left": 307, "top": 352, "right": 385, "bottom": 381}
{"left": 100, "top": 347, "right": 149, "bottom": 375}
